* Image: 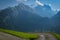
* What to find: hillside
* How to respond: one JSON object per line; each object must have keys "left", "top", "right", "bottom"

{"left": 0, "top": 2, "right": 60, "bottom": 34}
{"left": 0, "top": 3, "right": 54, "bottom": 33}
{"left": 0, "top": 3, "right": 45, "bottom": 32}
{"left": 50, "top": 11, "right": 60, "bottom": 34}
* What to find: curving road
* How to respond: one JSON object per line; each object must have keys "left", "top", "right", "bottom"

{"left": 44, "top": 33, "right": 57, "bottom": 40}
{"left": 0, "top": 32, "right": 57, "bottom": 40}
{"left": 37, "top": 34, "right": 46, "bottom": 40}
{"left": 36, "top": 33, "right": 57, "bottom": 40}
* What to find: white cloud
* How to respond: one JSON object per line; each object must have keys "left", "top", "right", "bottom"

{"left": 16, "top": 0, "right": 27, "bottom": 3}
{"left": 35, "top": 0, "right": 44, "bottom": 6}
{"left": 49, "top": 4, "right": 52, "bottom": 6}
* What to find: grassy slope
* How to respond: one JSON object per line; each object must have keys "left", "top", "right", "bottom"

{"left": 51, "top": 33, "right": 60, "bottom": 40}
{"left": 0, "top": 28, "right": 38, "bottom": 39}
{"left": 0, "top": 28, "right": 60, "bottom": 40}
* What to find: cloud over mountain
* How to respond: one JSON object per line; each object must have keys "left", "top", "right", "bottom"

{"left": 35, "top": 0, "right": 44, "bottom": 6}
{"left": 16, "top": 0, "right": 27, "bottom": 3}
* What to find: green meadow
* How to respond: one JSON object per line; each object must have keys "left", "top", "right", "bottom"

{"left": 0, "top": 28, "right": 38, "bottom": 40}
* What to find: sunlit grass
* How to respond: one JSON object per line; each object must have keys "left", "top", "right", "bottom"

{"left": 0, "top": 28, "right": 38, "bottom": 39}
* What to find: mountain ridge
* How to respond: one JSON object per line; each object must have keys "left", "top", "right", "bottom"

{"left": 0, "top": 3, "right": 60, "bottom": 34}
{"left": 34, "top": 4, "right": 56, "bottom": 17}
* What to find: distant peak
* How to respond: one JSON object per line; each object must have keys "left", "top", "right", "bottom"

{"left": 43, "top": 4, "right": 51, "bottom": 9}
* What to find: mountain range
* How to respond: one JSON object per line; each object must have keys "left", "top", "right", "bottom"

{"left": 34, "top": 4, "right": 56, "bottom": 17}
{"left": 0, "top": 3, "right": 60, "bottom": 34}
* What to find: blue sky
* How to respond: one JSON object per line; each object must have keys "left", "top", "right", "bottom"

{"left": 23, "top": 0, "right": 60, "bottom": 11}
{"left": 0, "top": 0, "right": 60, "bottom": 11}
{"left": 39, "top": 0, "right": 60, "bottom": 10}
{"left": 0, "top": 0, "right": 18, "bottom": 10}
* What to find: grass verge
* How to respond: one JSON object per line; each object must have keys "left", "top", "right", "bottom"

{"left": 0, "top": 28, "right": 38, "bottom": 40}
{"left": 51, "top": 32, "right": 60, "bottom": 40}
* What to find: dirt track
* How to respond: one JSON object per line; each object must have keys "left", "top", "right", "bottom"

{"left": 36, "top": 33, "right": 57, "bottom": 40}
{"left": 0, "top": 32, "right": 25, "bottom": 40}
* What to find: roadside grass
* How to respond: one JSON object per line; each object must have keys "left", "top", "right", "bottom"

{"left": 51, "top": 32, "right": 60, "bottom": 40}
{"left": 1, "top": 28, "right": 60, "bottom": 40}
{"left": 0, "top": 28, "right": 38, "bottom": 40}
